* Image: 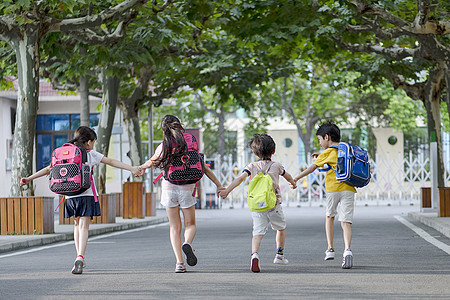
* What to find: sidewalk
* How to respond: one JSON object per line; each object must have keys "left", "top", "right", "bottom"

{"left": 1, "top": 208, "right": 449, "bottom": 254}
{"left": 408, "top": 211, "right": 450, "bottom": 238}
{"left": 0, "top": 213, "right": 168, "bottom": 253}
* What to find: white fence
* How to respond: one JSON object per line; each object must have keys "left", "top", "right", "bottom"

{"left": 208, "top": 152, "right": 450, "bottom": 209}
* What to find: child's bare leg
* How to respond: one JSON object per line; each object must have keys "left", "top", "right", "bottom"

{"left": 77, "top": 216, "right": 90, "bottom": 256}
{"left": 325, "top": 216, "right": 335, "bottom": 249}
{"left": 181, "top": 206, "right": 196, "bottom": 244}
{"left": 166, "top": 206, "right": 184, "bottom": 263}
{"left": 73, "top": 217, "right": 80, "bottom": 255}
{"left": 341, "top": 222, "right": 352, "bottom": 250}
{"left": 252, "top": 235, "right": 264, "bottom": 253}
{"left": 275, "top": 229, "right": 285, "bottom": 250}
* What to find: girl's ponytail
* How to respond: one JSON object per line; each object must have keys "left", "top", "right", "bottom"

{"left": 155, "top": 115, "right": 187, "bottom": 169}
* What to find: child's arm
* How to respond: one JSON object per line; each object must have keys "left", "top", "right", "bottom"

{"left": 203, "top": 165, "right": 224, "bottom": 195}
{"left": 101, "top": 157, "right": 141, "bottom": 177}
{"left": 219, "top": 172, "right": 248, "bottom": 199}
{"left": 283, "top": 171, "right": 297, "bottom": 189}
{"left": 19, "top": 165, "right": 51, "bottom": 186}
{"left": 140, "top": 152, "right": 161, "bottom": 170}
{"left": 293, "top": 164, "right": 318, "bottom": 182}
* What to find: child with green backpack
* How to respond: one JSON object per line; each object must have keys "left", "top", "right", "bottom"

{"left": 219, "top": 133, "right": 297, "bottom": 272}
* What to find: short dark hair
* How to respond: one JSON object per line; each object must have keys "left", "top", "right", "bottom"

{"left": 248, "top": 133, "right": 276, "bottom": 160}
{"left": 316, "top": 121, "right": 340, "bottom": 142}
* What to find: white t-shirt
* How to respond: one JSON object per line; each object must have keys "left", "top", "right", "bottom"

{"left": 154, "top": 143, "right": 195, "bottom": 191}
{"left": 65, "top": 150, "right": 104, "bottom": 199}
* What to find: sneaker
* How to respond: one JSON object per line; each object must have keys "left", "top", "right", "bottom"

{"left": 273, "top": 254, "right": 289, "bottom": 264}
{"left": 342, "top": 249, "right": 353, "bottom": 269}
{"left": 71, "top": 257, "right": 83, "bottom": 275}
{"left": 182, "top": 243, "right": 197, "bottom": 266}
{"left": 175, "top": 262, "right": 186, "bottom": 273}
{"left": 82, "top": 258, "right": 86, "bottom": 268}
{"left": 250, "top": 253, "right": 260, "bottom": 273}
{"left": 324, "top": 248, "right": 335, "bottom": 260}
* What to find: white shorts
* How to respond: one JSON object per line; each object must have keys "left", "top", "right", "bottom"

{"left": 326, "top": 190, "right": 355, "bottom": 223}
{"left": 160, "top": 189, "right": 197, "bottom": 208}
{"left": 251, "top": 204, "right": 286, "bottom": 236}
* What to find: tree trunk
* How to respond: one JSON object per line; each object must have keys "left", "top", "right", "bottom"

{"left": 217, "top": 105, "right": 226, "bottom": 158}
{"left": 120, "top": 100, "right": 143, "bottom": 182}
{"left": 423, "top": 67, "right": 445, "bottom": 188}
{"left": 10, "top": 33, "right": 40, "bottom": 197}
{"left": 94, "top": 71, "right": 120, "bottom": 194}
{"left": 79, "top": 75, "right": 90, "bottom": 126}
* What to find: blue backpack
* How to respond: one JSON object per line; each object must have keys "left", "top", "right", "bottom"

{"left": 322, "top": 142, "right": 371, "bottom": 188}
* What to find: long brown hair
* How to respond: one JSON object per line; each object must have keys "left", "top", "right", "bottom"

{"left": 154, "top": 115, "right": 187, "bottom": 170}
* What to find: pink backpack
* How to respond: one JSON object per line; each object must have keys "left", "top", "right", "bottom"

{"left": 159, "top": 133, "right": 205, "bottom": 185}
{"left": 49, "top": 143, "right": 93, "bottom": 197}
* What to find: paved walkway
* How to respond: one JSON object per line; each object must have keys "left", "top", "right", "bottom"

{"left": 1, "top": 208, "right": 449, "bottom": 253}
{"left": 0, "top": 213, "right": 168, "bottom": 253}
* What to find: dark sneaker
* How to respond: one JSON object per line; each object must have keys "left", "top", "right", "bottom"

{"left": 342, "top": 249, "right": 353, "bottom": 269}
{"left": 182, "top": 243, "right": 197, "bottom": 266}
{"left": 324, "top": 248, "right": 335, "bottom": 260}
{"left": 71, "top": 258, "right": 83, "bottom": 274}
{"left": 175, "top": 262, "right": 186, "bottom": 273}
{"left": 251, "top": 252, "right": 260, "bottom": 273}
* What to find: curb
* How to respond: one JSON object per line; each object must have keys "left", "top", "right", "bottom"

{"left": 0, "top": 216, "right": 168, "bottom": 253}
{"left": 408, "top": 212, "right": 450, "bottom": 239}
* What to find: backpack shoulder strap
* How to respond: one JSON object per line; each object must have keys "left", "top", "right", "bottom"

{"left": 262, "top": 161, "right": 275, "bottom": 175}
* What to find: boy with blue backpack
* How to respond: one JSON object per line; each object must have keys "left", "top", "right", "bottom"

{"left": 219, "top": 133, "right": 297, "bottom": 272}
{"left": 293, "top": 121, "right": 367, "bottom": 269}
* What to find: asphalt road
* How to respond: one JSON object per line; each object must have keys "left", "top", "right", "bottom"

{"left": 0, "top": 205, "right": 449, "bottom": 299}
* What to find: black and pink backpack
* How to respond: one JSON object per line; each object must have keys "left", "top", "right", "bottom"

{"left": 154, "top": 133, "right": 205, "bottom": 186}
{"left": 49, "top": 143, "right": 94, "bottom": 197}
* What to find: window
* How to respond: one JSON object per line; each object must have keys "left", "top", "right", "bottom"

{"left": 36, "top": 114, "right": 100, "bottom": 170}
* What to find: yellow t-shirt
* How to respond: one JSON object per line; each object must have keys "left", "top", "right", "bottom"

{"left": 314, "top": 147, "right": 356, "bottom": 193}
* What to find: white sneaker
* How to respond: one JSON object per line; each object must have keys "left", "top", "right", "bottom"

{"left": 250, "top": 253, "right": 260, "bottom": 273}
{"left": 324, "top": 248, "right": 335, "bottom": 260}
{"left": 342, "top": 249, "right": 353, "bottom": 269}
{"left": 71, "top": 257, "right": 83, "bottom": 275}
{"left": 273, "top": 254, "right": 289, "bottom": 264}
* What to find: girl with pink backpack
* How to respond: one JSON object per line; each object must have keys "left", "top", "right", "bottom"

{"left": 139, "top": 115, "right": 223, "bottom": 273}
{"left": 20, "top": 126, "right": 141, "bottom": 275}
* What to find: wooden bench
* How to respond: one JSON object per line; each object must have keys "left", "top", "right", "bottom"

{"left": 145, "top": 193, "right": 156, "bottom": 217}
{"left": 0, "top": 197, "right": 54, "bottom": 235}
{"left": 421, "top": 187, "right": 431, "bottom": 208}
{"left": 439, "top": 188, "right": 450, "bottom": 217}
{"left": 123, "top": 182, "right": 144, "bottom": 219}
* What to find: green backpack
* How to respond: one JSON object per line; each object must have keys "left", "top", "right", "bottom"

{"left": 247, "top": 162, "right": 277, "bottom": 212}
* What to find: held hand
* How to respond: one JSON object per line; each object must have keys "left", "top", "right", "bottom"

{"left": 311, "top": 152, "right": 320, "bottom": 158}
{"left": 289, "top": 181, "right": 297, "bottom": 189}
{"left": 218, "top": 188, "right": 229, "bottom": 199}
{"left": 216, "top": 186, "right": 225, "bottom": 197}
{"left": 131, "top": 166, "right": 144, "bottom": 177}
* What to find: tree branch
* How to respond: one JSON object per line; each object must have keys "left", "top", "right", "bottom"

{"left": 347, "top": 0, "right": 409, "bottom": 28}
{"left": 414, "top": 0, "right": 430, "bottom": 26}
{"left": 152, "top": 0, "right": 174, "bottom": 13}
{"left": 67, "top": 20, "right": 127, "bottom": 46}
{"left": 47, "top": 0, "right": 148, "bottom": 33}
{"left": 331, "top": 36, "right": 417, "bottom": 60}
{"left": 193, "top": 91, "right": 216, "bottom": 115}
{"left": 0, "top": 16, "right": 16, "bottom": 42}
{"left": 347, "top": 0, "right": 450, "bottom": 35}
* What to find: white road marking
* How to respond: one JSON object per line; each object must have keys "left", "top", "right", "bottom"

{"left": 395, "top": 215, "right": 450, "bottom": 255}
{"left": 0, "top": 222, "right": 168, "bottom": 259}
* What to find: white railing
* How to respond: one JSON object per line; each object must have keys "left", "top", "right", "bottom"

{"left": 209, "top": 151, "right": 450, "bottom": 209}
{"left": 148, "top": 151, "right": 449, "bottom": 209}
